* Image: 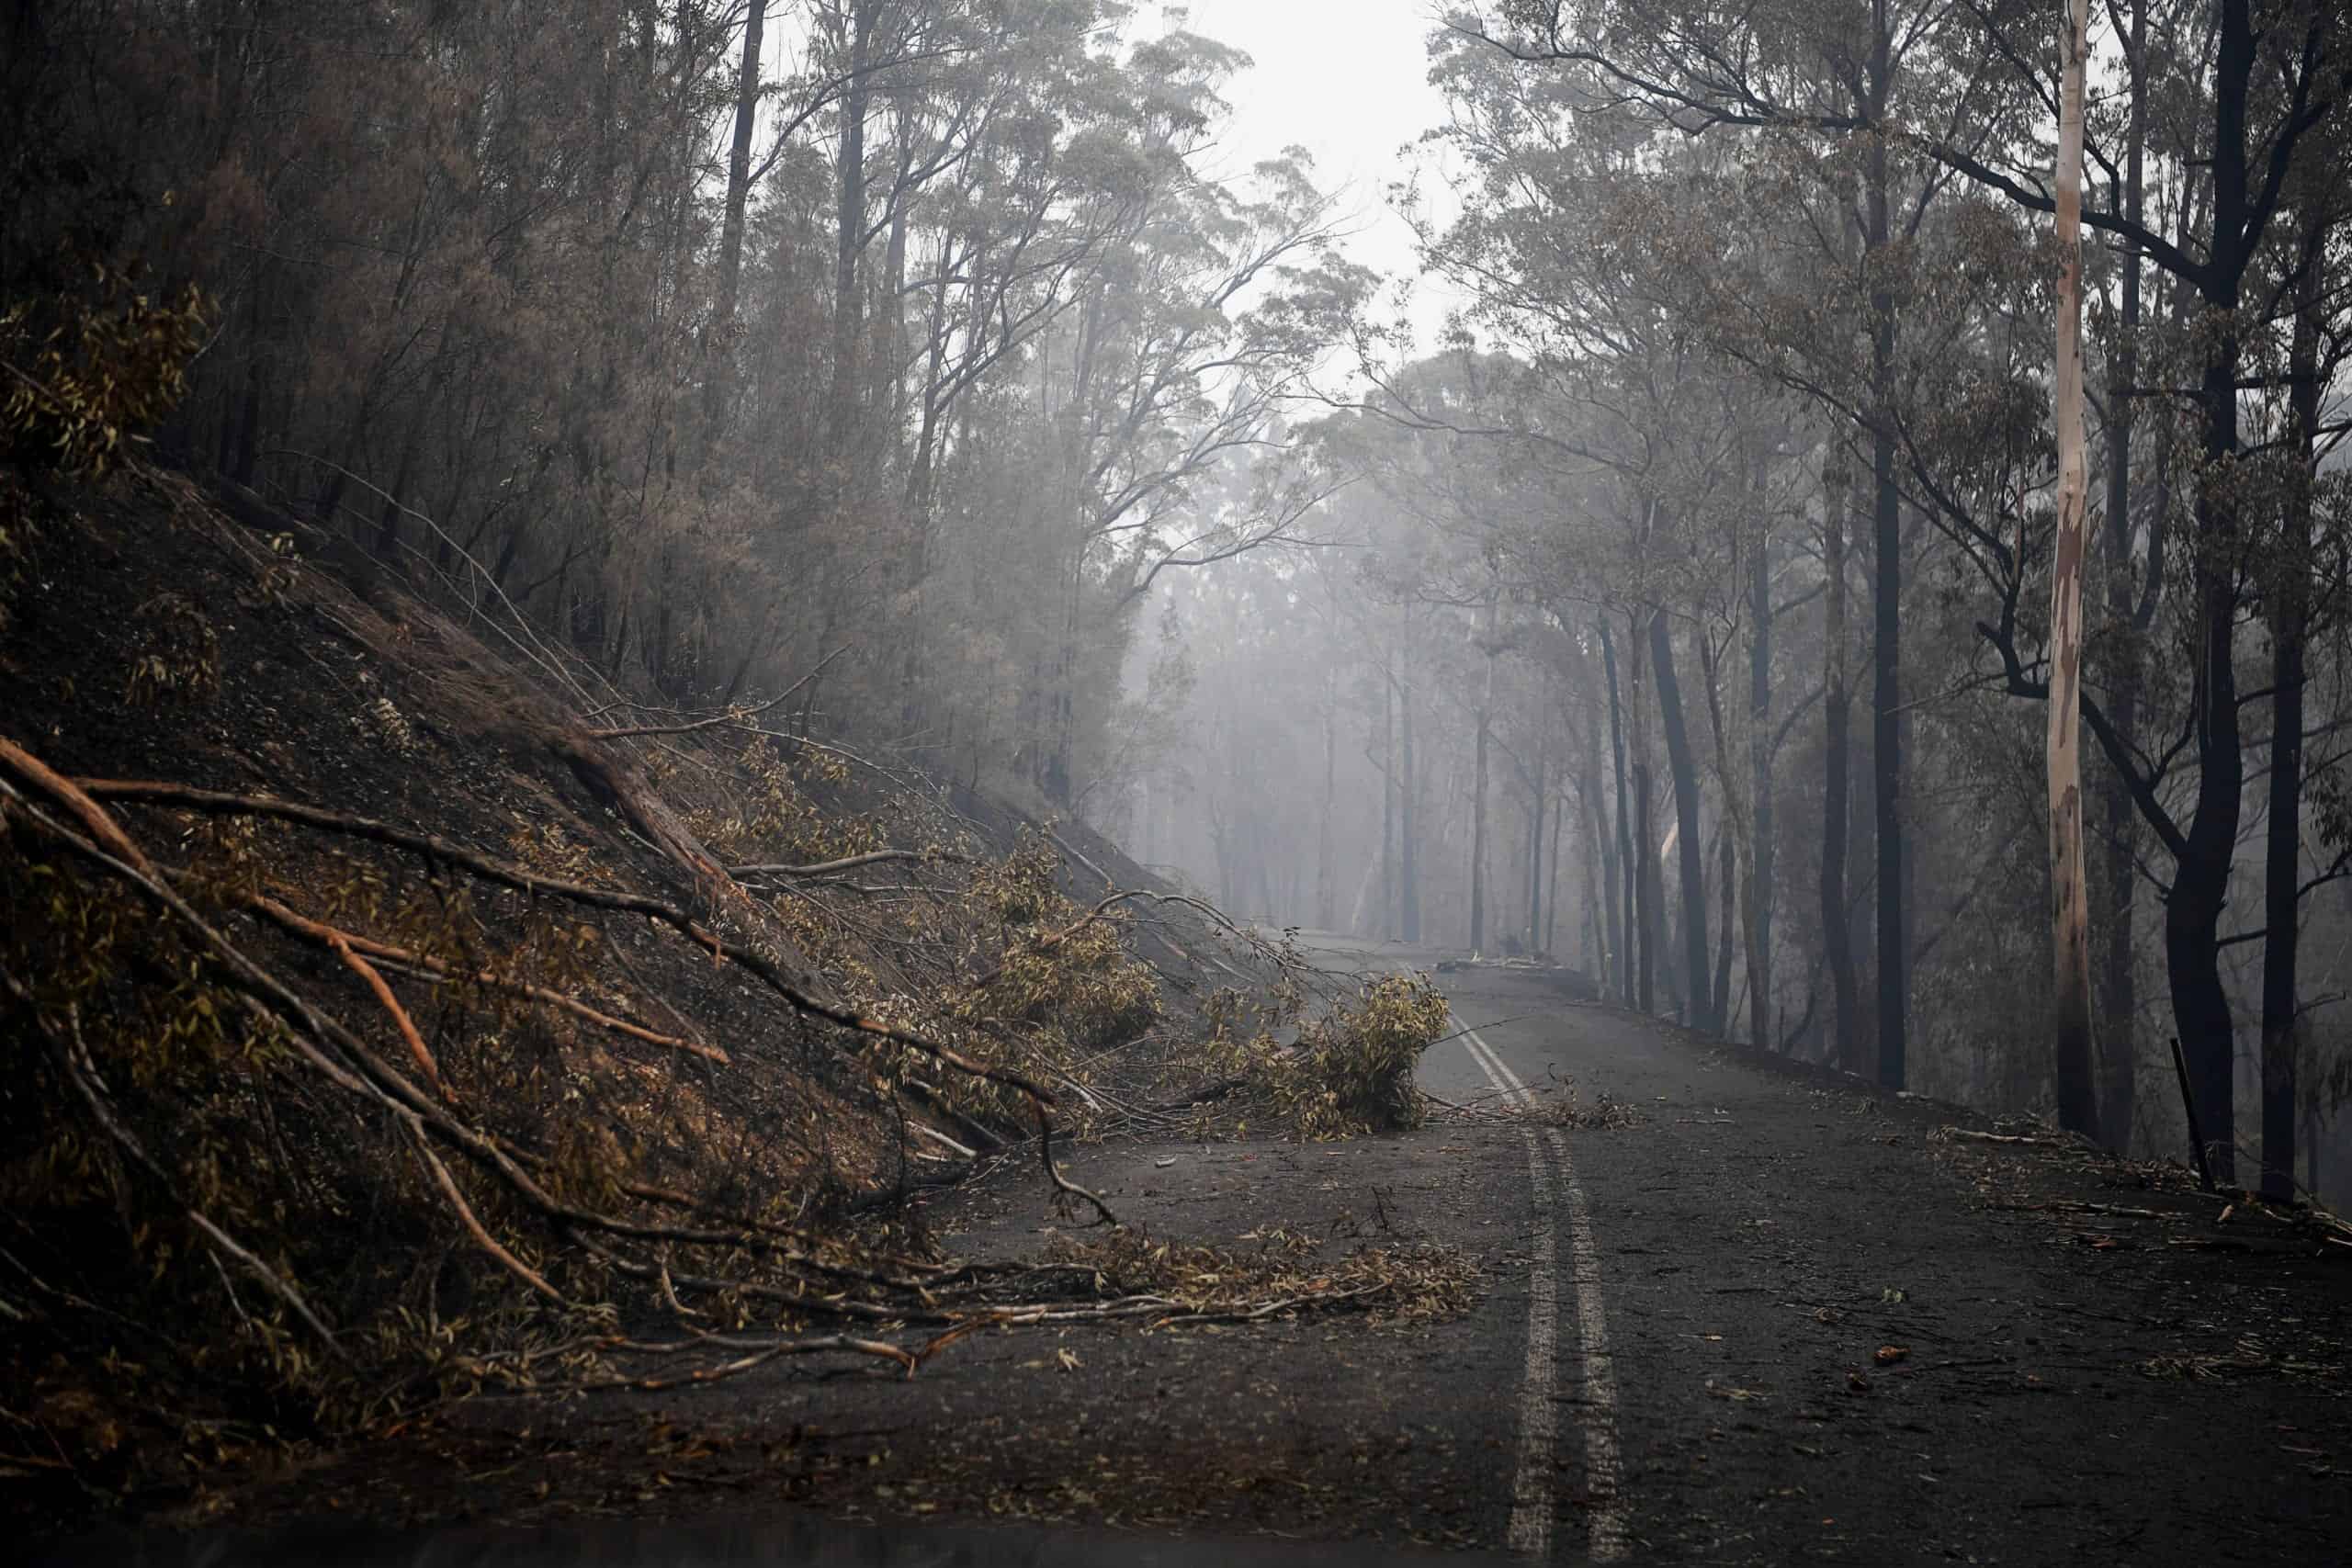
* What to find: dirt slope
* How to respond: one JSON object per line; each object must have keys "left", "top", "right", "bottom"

{"left": 0, "top": 462, "right": 1289, "bottom": 1526}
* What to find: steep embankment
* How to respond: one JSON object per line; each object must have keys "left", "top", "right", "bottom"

{"left": 0, "top": 462, "right": 1306, "bottom": 1522}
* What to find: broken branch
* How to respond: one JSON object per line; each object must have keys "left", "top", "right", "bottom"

{"left": 0, "top": 970, "right": 348, "bottom": 1361}
{"left": 731, "top": 848, "right": 969, "bottom": 878}
{"left": 585, "top": 647, "right": 846, "bottom": 741}
{"left": 406, "top": 1117, "right": 566, "bottom": 1305}
{"left": 324, "top": 926, "right": 447, "bottom": 1097}
{"left": 242, "top": 889, "right": 729, "bottom": 1064}
{"left": 72, "top": 776, "right": 1054, "bottom": 1104}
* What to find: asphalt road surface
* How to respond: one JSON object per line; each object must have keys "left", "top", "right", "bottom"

{"left": 1392, "top": 939, "right": 2352, "bottom": 1564}
{"left": 37, "top": 938, "right": 2352, "bottom": 1565}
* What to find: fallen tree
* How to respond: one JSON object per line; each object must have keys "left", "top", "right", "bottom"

{"left": 0, "top": 732, "right": 1464, "bottom": 1494}
{"left": 0, "top": 459, "right": 1473, "bottom": 1519}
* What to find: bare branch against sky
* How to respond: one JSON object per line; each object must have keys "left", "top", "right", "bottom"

{"left": 1164, "top": 1, "right": 1461, "bottom": 344}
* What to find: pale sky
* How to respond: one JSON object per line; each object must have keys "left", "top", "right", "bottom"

{"left": 761, "top": 2, "right": 1466, "bottom": 346}
{"left": 1161, "top": 0, "right": 1460, "bottom": 345}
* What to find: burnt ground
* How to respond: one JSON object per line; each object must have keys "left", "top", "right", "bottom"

{"left": 28, "top": 941, "right": 2352, "bottom": 1564}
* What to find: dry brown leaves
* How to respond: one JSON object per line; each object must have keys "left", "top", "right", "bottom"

{"left": 1432, "top": 1077, "right": 1641, "bottom": 1132}
{"left": 1039, "top": 1224, "right": 1478, "bottom": 1325}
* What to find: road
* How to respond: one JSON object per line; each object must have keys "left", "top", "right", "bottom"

{"left": 39, "top": 939, "right": 2352, "bottom": 1564}
{"left": 1406, "top": 942, "right": 2352, "bottom": 1564}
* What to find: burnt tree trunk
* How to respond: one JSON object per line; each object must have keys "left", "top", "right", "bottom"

{"left": 1526, "top": 744, "right": 1545, "bottom": 952}
{"left": 703, "top": 0, "right": 765, "bottom": 434}
{"left": 1399, "top": 645, "right": 1422, "bottom": 947}
{"left": 2097, "top": 0, "right": 2148, "bottom": 1147}
{"left": 1319, "top": 672, "right": 1338, "bottom": 930}
{"left": 2164, "top": 4, "right": 2282, "bottom": 1187}
{"left": 2261, "top": 218, "right": 2324, "bottom": 1201}
{"left": 1548, "top": 785, "right": 1566, "bottom": 956}
{"left": 1865, "top": 89, "right": 1906, "bottom": 1089}
{"left": 1471, "top": 619, "right": 1494, "bottom": 952}
{"left": 1652, "top": 609, "right": 1713, "bottom": 1032}
{"left": 1748, "top": 483, "right": 1775, "bottom": 1049}
{"left": 825, "top": 0, "right": 873, "bottom": 447}
{"left": 1634, "top": 759, "right": 1658, "bottom": 1015}
{"left": 1602, "top": 621, "right": 1639, "bottom": 1007}
{"left": 1714, "top": 830, "right": 1736, "bottom": 1037}
{"left": 1821, "top": 433, "right": 1861, "bottom": 1073}
{"left": 1380, "top": 660, "right": 1396, "bottom": 942}
{"left": 1586, "top": 728, "right": 1623, "bottom": 996}
{"left": 1628, "top": 613, "right": 1661, "bottom": 1015}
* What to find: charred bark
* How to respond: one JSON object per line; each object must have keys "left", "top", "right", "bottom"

{"left": 1748, "top": 485, "right": 1775, "bottom": 1049}
{"left": 703, "top": 0, "right": 765, "bottom": 434}
{"left": 2097, "top": 0, "right": 2148, "bottom": 1147}
{"left": 1601, "top": 621, "right": 1636, "bottom": 1004}
{"left": 1821, "top": 434, "right": 1860, "bottom": 1072}
{"left": 2261, "top": 216, "right": 2325, "bottom": 1201}
{"left": 1651, "top": 609, "right": 1713, "bottom": 1032}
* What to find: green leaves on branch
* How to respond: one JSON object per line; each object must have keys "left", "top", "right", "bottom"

{"left": 1208, "top": 974, "right": 1453, "bottom": 1140}
{"left": 3, "top": 265, "right": 209, "bottom": 478}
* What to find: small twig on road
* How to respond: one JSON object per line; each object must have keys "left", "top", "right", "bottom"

{"left": 1036, "top": 1106, "right": 1120, "bottom": 1227}
{"left": 1941, "top": 1128, "right": 2071, "bottom": 1148}
{"left": 561, "top": 1329, "right": 922, "bottom": 1390}
{"left": 1989, "top": 1201, "right": 2177, "bottom": 1221}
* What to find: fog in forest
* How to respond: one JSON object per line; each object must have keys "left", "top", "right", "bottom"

{"left": 1085, "top": 7, "right": 2352, "bottom": 1208}
{"left": 17, "top": 2, "right": 2352, "bottom": 1553}
{"left": 8, "top": 0, "right": 2351, "bottom": 1206}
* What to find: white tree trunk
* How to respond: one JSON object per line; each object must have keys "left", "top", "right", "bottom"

{"left": 2048, "top": 0, "right": 2098, "bottom": 1136}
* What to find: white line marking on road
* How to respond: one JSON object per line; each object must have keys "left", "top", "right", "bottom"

{"left": 1459, "top": 1019, "right": 1630, "bottom": 1562}
{"left": 1458, "top": 1022, "right": 1559, "bottom": 1556}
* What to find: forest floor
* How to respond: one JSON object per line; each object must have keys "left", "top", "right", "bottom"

{"left": 39, "top": 945, "right": 2352, "bottom": 1565}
